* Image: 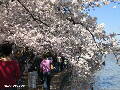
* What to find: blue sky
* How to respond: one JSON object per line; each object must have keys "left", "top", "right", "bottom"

{"left": 89, "top": 3, "right": 120, "bottom": 39}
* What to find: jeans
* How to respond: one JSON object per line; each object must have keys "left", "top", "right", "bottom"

{"left": 28, "top": 71, "right": 38, "bottom": 88}
{"left": 43, "top": 72, "right": 51, "bottom": 90}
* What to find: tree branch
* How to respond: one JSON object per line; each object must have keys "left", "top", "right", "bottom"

{"left": 66, "top": 17, "right": 103, "bottom": 54}
{"left": 16, "top": 0, "right": 49, "bottom": 27}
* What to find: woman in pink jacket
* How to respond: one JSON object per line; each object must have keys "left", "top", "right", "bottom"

{"left": 40, "top": 57, "right": 53, "bottom": 90}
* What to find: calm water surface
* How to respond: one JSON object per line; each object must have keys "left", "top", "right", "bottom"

{"left": 63, "top": 54, "right": 120, "bottom": 90}
{"left": 93, "top": 54, "right": 120, "bottom": 90}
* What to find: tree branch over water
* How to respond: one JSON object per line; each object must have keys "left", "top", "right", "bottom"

{"left": 66, "top": 17, "right": 103, "bottom": 54}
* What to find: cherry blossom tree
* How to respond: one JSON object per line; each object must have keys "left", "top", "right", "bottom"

{"left": 0, "top": 0, "right": 119, "bottom": 87}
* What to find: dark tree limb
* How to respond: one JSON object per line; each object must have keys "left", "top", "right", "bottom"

{"left": 16, "top": 0, "right": 49, "bottom": 27}
{"left": 66, "top": 16, "right": 103, "bottom": 54}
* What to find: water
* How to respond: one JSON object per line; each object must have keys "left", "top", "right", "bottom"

{"left": 62, "top": 54, "right": 120, "bottom": 90}
{"left": 93, "top": 54, "right": 120, "bottom": 90}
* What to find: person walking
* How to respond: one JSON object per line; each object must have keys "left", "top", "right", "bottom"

{"left": 57, "top": 56, "right": 62, "bottom": 72}
{"left": 0, "top": 41, "right": 20, "bottom": 90}
{"left": 40, "top": 57, "right": 53, "bottom": 90}
{"left": 28, "top": 54, "right": 38, "bottom": 89}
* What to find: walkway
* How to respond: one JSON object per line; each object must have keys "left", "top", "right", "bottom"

{"left": 19, "top": 69, "right": 69, "bottom": 90}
